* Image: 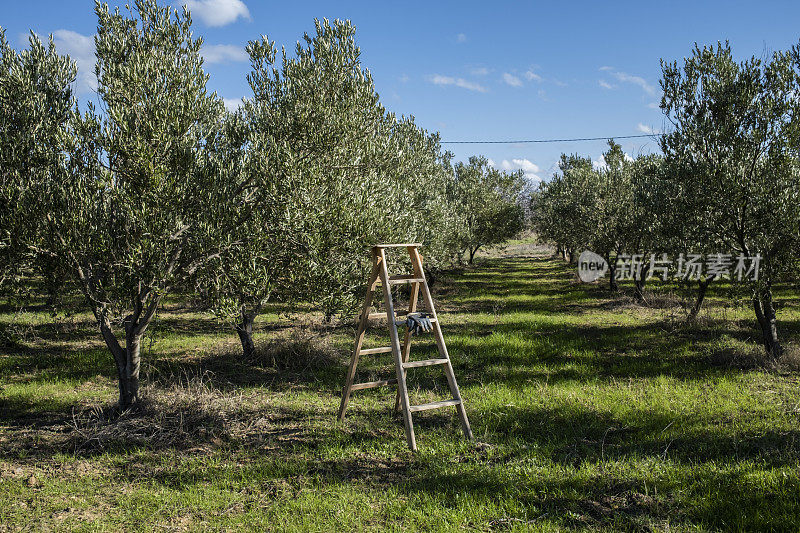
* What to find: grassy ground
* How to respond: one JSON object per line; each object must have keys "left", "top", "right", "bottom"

{"left": 2, "top": 241, "right": 800, "bottom": 531}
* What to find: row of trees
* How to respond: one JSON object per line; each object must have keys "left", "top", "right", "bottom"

{"left": 532, "top": 42, "right": 800, "bottom": 360}
{"left": 0, "top": 0, "right": 526, "bottom": 408}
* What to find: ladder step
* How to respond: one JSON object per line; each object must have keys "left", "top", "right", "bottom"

{"left": 366, "top": 312, "right": 391, "bottom": 320}
{"left": 359, "top": 346, "right": 394, "bottom": 355}
{"left": 386, "top": 275, "right": 425, "bottom": 285}
{"left": 409, "top": 398, "right": 461, "bottom": 413}
{"left": 351, "top": 378, "right": 397, "bottom": 391}
{"left": 402, "top": 358, "right": 449, "bottom": 369}
{"left": 374, "top": 243, "right": 422, "bottom": 248}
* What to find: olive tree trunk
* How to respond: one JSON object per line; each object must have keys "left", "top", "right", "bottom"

{"left": 468, "top": 245, "right": 480, "bottom": 264}
{"left": 236, "top": 309, "right": 257, "bottom": 359}
{"left": 604, "top": 254, "right": 618, "bottom": 292}
{"left": 96, "top": 311, "right": 152, "bottom": 409}
{"left": 753, "top": 287, "right": 782, "bottom": 360}
{"left": 688, "top": 275, "right": 715, "bottom": 320}
{"left": 633, "top": 262, "right": 651, "bottom": 302}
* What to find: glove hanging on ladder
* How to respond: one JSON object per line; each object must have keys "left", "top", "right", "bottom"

{"left": 400, "top": 312, "right": 433, "bottom": 336}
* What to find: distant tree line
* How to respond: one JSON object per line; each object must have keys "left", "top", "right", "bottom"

{"left": 532, "top": 42, "right": 800, "bottom": 361}
{"left": 0, "top": 0, "right": 526, "bottom": 408}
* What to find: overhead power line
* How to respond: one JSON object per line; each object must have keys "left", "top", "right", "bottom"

{"left": 440, "top": 133, "right": 657, "bottom": 144}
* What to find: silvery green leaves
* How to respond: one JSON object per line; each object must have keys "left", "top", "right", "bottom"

{"left": 5, "top": 1, "right": 230, "bottom": 407}
{"left": 453, "top": 156, "right": 526, "bottom": 264}
{"left": 199, "top": 17, "right": 464, "bottom": 359}
{"left": 0, "top": 30, "right": 76, "bottom": 295}
{"left": 661, "top": 41, "right": 800, "bottom": 359}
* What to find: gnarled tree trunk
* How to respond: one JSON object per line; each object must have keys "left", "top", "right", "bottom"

{"left": 97, "top": 312, "right": 148, "bottom": 409}
{"left": 605, "top": 254, "right": 618, "bottom": 292}
{"left": 753, "top": 287, "right": 782, "bottom": 360}
{"left": 468, "top": 245, "right": 480, "bottom": 264}
{"left": 688, "top": 275, "right": 715, "bottom": 320}
{"left": 236, "top": 308, "right": 256, "bottom": 359}
{"left": 633, "top": 262, "right": 651, "bottom": 302}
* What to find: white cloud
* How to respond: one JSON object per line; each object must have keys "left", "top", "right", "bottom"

{"left": 493, "top": 158, "right": 541, "bottom": 182}
{"left": 398, "top": 73, "right": 409, "bottom": 83}
{"left": 598, "top": 80, "right": 616, "bottom": 90}
{"left": 612, "top": 70, "right": 655, "bottom": 95}
{"left": 178, "top": 0, "right": 250, "bottom": 27}
{"left": 593, "top": 155, "right": 607, "bottom": 170}
{"left": 456, "top": 33, "right": 467, "bottom": 43}
{"left": 647, "top": 102, "right": 659, "bottom": 109}
{"left": 202, "top": 44, "right": 247, "bottom": 64}
{"left": 470, "top": 66, "right": 490, "bottom": 76}
{"left": 636, "top": 123, "right": 661, "bottom": 134}
{"left": 524, "top": 70, "right": 542, "bottom": 82}
{"left": 598, "top": 67, "right": 656, "bottom": 96}
{"left": 223, "top": 97, "right": 243, "bottom": 111}
{"left": 503, "top": 72, "right": 523, "bottom": 87}
{"left": 593, "top": 152, "right": 634, "bottom": 170}
{"left": 51, "top": 30, "right": 96, "bottom": 95}
{"left": 428, "top": 74, "right": 487, "bottom": 93}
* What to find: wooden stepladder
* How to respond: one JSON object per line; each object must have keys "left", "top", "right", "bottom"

{"left": 337, "top": 244, "right": 473, "bottom": 451}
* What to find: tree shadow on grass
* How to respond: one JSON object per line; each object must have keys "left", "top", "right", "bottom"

{"left": 401, "top": 454, "right": 800, "bottom": 531}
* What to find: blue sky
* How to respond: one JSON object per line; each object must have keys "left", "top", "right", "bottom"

{"left": 3, "top": 0, "right": 799, "bottom": 182}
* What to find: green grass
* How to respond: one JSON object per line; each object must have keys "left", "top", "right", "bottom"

{"left": 2, "top": 245, "right": 800, "bottom": 531}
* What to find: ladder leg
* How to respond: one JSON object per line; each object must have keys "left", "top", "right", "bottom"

{"left": 394, "top": 280, "right": 420, "bottom": 412}
{"left": 379, "top": 248, "right": 417, "bottom": 451}
{"left": 338, "top": 253, "right": 381, "bottom": 422}
{"left": 410, "top": 248, "right": 474, "bottom": 441}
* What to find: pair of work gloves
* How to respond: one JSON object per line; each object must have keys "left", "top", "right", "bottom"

{"left": 401, "top": 312, "right": 433, "bottom": 336}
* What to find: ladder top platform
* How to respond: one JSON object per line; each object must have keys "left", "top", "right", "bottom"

{"left": 373, "top": 243, "right": 422, "bottom": 248}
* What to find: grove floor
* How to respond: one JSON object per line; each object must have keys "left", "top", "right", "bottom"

{"left": 2, "top": 242, "right": 800, "bottom": 531}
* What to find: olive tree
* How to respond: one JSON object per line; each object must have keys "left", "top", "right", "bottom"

{"left": 202, "top": 19, "right": 462, "bottom": 356}
{"left": 530, "top": 154, "right": 596, "bottom": 263}
{"left": 0, "top": 31, "right": 75, "bottom": 297}
{"left": 661, "top": 41, "right": 800, "bottom": 358}
{"left": 17, "top": 1, "right": 237, "bottom": 407}
{"left": 585, "top": 141, "right": 635, "bottom": 291}
{"left": 453, "top": 156, "right": 526, "bottom": 264}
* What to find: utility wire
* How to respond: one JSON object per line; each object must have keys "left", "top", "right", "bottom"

{"left": 441, "top": 133, "right": 657, "bottom": 144}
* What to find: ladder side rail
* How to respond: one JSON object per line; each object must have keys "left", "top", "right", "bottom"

{"left": 378, "top": 247, "right": 418, "bottom": 451}
{"left": 410, "top": 247, "right": 474, "bottom": 441}
{"left": 337, "top": 253, "right": 381, "bottom": 421}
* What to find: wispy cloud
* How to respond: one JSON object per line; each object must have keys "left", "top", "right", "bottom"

{"left": 503, "top": 72, "right": 523, "bottom": 87}
{"left": 178, "top": 0, "right": 250, "bottom": 27}
{"left": 50, "top": 30, "right": 96, "bottom": 95}
{"left": 202, "top": 44, "right": 247, "bottom": 64}
{"left": 598, "top": 67, "right": 656, "bottom": 96}
{"left": 636, "top": 123, "right": 661, "bottom": 134}
{"left": 647, "top": 102, "right": 659, "bottom": 109}
{"left": 600, "top": 67, "right": 655, "bottom": 96}
{"left": 428, "top": 74, "right": 487, "bottom": 93}
{"left": 456, "top": 33, "right": 467, "bottom": 43}
{"left": 524, "top": 70, "right": 542, "bottom": 82}
{"left": 614, "top": 71, "right": 656, "bottom": 95}
{"left": 470, "top": 66, "right": 490, "bottom": 76}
